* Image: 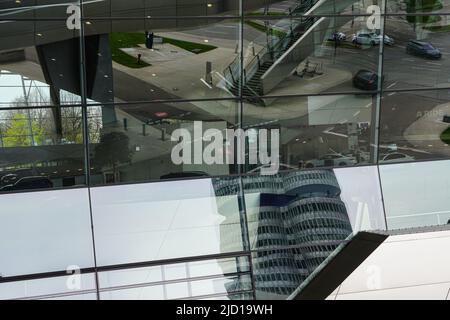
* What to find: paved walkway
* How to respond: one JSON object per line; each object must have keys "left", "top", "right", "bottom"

{"left": 404, "top": 102, "right": 450, "bottom": 156}
{"left": 121, "top": 43, "right": 194, "bottom": 64}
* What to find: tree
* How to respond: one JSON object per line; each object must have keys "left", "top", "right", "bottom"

{"left": 405, "top": 0, "right": 442, "bottom": 28}
{"left": 94, "top": 131, "right": 134, "bottom": 182}
{"left": 2, "top": 112, "right": 45, "bottom": 147}
{"left": 9, "top": 89, "right": 103, "bottom": 145}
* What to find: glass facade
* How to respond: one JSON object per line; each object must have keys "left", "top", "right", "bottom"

{"left": 1, "top": 0, "right": 450, "bottom": 299}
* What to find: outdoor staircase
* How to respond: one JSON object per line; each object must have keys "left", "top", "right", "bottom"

{"left": 223, "top": 0, "right": 318, "bottom": 106}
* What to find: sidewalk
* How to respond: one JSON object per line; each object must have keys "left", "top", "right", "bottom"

{"left": 403, "top": 102, "right": 450, "bottom": 156}
{"left": 113, "top": 45, "right": 237, "bottom": 101}
{"left": 121, "top": 43, "right": 194, "bottom": 64}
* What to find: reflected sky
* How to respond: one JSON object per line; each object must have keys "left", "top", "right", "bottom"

{"left": 380, "top": 160, "right": 450, "bottom": 229}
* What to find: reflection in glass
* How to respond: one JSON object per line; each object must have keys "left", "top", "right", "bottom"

{"left": 380, "top": 160, "right": 450, "bottom": 229}
{"left": 383, "top": 15, "right": 450, "bottom": 90}
{"left": 379, "top": 90, "right": 450, "bottom": 163}
{"left": 88, "top": 101, "right": 239, "bottom": 185}
{"left": 90, "top": 178, "right": 244, "bottom": 266}
{"left": 243, "top": 94, "right": 376, "bottom": 172}
{"left": 0, "top": 20, "right": 82, "bottom": 107}
{"left": 99, "top": 274, "right": 251, "bottom": 300}
{"left": 82, "top": 19, "right": 240, "bottom": 103}
{"left": 0, "top": 273, "right": 96, "bottom": 300}
{"left": 333, "top": 166, "right": 386, "bottom": 231}
{"left": 214, "top": 169, "right": 353, "bottom": 299}
{"left": 238, "top": 14, "right": 382, "bottom": 100}
{"left": 98, "top": 256, "right": 251, "bottom": 300}
{"left": 0, "top": 107, "right": 93, "bottom": 192}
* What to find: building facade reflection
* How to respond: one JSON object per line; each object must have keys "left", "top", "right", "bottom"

{"left": 214, "top": 169, "right": 352, "bottom": 299}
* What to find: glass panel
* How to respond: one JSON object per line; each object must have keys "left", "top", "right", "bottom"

{"left": 97, "top": 256, "right": 251, "bottom": 296}
{"left": 99, "top": 273, "right": 251, "bottom": 300}
{"left": 0, "top": 188, "right": 95, "bottom": 277}
{"left": 387, "top": 0, "right": 450, "bottom": 14}
{"left": 82, "top": 18, "right": 240, "bottom": 103}
{"left": 100, "top": 285, "right": 165, "bottom": 299}
{"left": 244, "top": 0, "right": 385, "bottom": 16}
{"left": 379, "top": 89, "right": 450, "bottom": 163}
{"left": 0, "top": 21, "right": 82, "bottom": 107}
{"left": 98, "top": 266, "right": 163, "bottom": 289}
{"left": 333, "top": 166, "right": 386, "bottom": 231}
{"left": 0, "top": 273, "right": 96, "bottom": 300}
{"left": 190, "top": 274, "right": 252, "bottom": 297}
{"left": 229, "top": 166, "right": 385, "bottom": 299}
{"left": 383, "top": 15, "right": 450, "bottom": 90}
{"left": 0, "top": 106, "right": 87, "bottom": 192}
{"left": 241, "top": 15, "right": 383, "bottom": 97}
{"left": 91, "top": 177, "right": 245, "bottom": 266}
{"left": 83, "top": 0, "right": 243, "bottom": 18}
{"left": 42, "top": 292, "right": 98, "bottom": 300}
{"left": 98, "top": 255, "right": 251, "bottom": 300}
{"left": 220, "top": 169, "right": 362, "bottom": 299}
{"left": 0, "top": 0, "right": 81, "bottom": 19}
{"left": 380, "top": 159, "right": 450, "bottom": 229}
{"left": 87, "top": 101, "right": 239, "bottom": 186}
{"left": 252, "top": 247, "right": 311, "bottom": 299}
{"left": 241, "top": 94, "right": 376, "bottom": 173}
{"left": 188, "top": 256, "right": 251, "bottom": 277}
{"left": 199, "top": 292, "right": 254, "bottom": 300}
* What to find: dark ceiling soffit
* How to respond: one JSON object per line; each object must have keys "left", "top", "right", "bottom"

{"left": 288, "top": 231, "right": 389, "bottom": 300}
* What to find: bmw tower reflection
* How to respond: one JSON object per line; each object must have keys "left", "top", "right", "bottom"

{"left": 214, "top": 169, "right": 352, "bottom": 299}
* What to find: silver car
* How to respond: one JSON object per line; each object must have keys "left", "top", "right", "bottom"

{"left": 352, "top": 32, "right": 394, "bottom": 46}
{"left": 305, "top": 154, "right": 357, "bottom": 168}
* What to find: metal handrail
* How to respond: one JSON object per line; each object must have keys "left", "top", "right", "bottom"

{"left": 221, "top": 0, "right": 318, "bottom": 94}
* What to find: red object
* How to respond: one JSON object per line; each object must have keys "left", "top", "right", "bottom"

{"left": 155, "top": 112, "right": 169, "bottom": 118}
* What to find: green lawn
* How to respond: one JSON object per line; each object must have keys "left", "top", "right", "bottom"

{"left": 109, "top": 32, "right": 150, "bottom": 68}
{"left": 440, "top": 126, "right": 450, "bottom": 145}
{"left": 424, "top": 24, "right": 450, "bottom": 32}
{"left": 404, "top": 0, "right": 443, "bottom": 11}
{"left": 244, "top": 20, "right": 287, "bottom": 39}
{"left": 109, "top": 32, "right": 217, "bottom": 68}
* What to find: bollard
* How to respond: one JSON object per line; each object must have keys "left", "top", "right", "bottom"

{"left": 205, "top": 61, "right": 212, "bottom": 84}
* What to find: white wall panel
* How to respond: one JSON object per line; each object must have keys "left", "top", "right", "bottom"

{"left": 336, "top": 282, "right": 450, "bottom": 300}
{"left": 0, "top": 273, "right": 96, "bottom": 300}
{"left": 0, "top": 188, "right": 95, "bottom": 277}
{"left": 335, "top": 230, "right": 450, "bottom": 298}
{"left": 90, "top": 179, "right": 244, "bottom": 266}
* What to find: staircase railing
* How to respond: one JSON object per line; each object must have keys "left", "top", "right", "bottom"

{"left": 222, "top": 0, "right": 318, "bottom": 97}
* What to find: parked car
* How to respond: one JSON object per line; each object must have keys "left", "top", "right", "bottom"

{"left": 352, "top": 32, "right": 394, "bottom": 46}
{"left": 0, "top": 173, "right": 19, "bottom": 185}
{"left": 380, "top": 152, "right": 415, "bottom": 163}
{"left": 353, "top": 69, "right": 380, "bottom": 90}
{"left": 374, "top": 34, "right": 394, "bottom": 46}
{"left": 0, "top": 176, "right": 53, "bottom": 192}
{"left": 160, "top": 171, "right": 209, "bottom": 180}
{"left": 304, "top": 154, "right": 357, "bottom": 168}
{"left": 406, "top": 40, "right": 442, "bottom": 59}
{"left": 328, "top": 32, "right": 347, "bottom": 41}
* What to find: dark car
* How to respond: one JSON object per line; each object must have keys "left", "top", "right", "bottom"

{"left": 353, "top": 70, "right": 380, "bottom": 90}
{"left": 0, "top": 173, "right": 19, "bottom": 185}
{"left": 406, "top": 40, "right": 442, "bottom": 59}
{"left": 0, "top": 176, "right": 53, "bottom": 192}
{"left": 160, "top": 171, "right": 209, "bottom": 180}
